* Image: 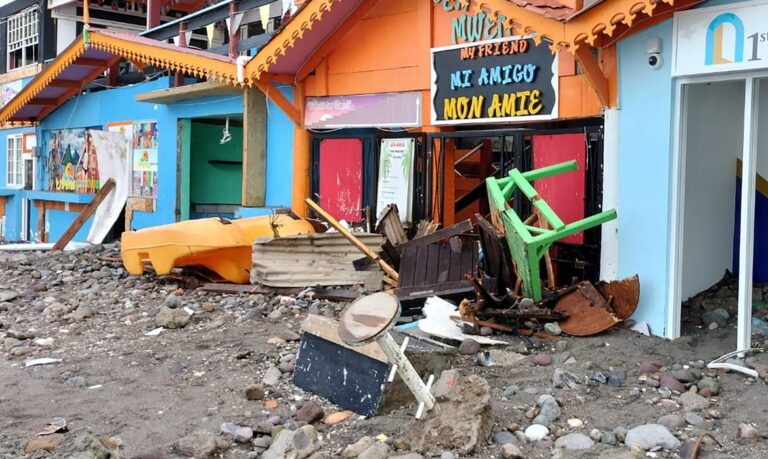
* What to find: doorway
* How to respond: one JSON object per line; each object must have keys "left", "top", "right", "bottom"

{"left": 670, "top": 75, "right": 768, "bottom": 349}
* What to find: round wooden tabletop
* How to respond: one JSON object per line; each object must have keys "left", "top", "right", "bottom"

{"left": 338, "top": 292, "right": 401, "bottom": 346}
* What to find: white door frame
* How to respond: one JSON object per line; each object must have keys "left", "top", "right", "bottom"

{"left": 668, "top": 70, "right": 768, "bottom": 348}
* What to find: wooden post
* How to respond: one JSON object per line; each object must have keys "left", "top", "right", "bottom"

{"left": 174, "top": 22, "right": 188, "bottom": 88}
{"left": 242, "top": 87, "right": 267, "bottom": 207}
{"left": 52, "top": 179, "right": 115, "bottom": 251}
{"left": 146, "top": 0, "right": 160, "bottom": 29}
{"left": 228, "top": 3, "right": 239, "bottom": 58}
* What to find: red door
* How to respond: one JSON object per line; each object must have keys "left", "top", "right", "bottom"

{"left": 532, "top": 133, "right": 587, "bottom": 244}
{"left": 318, "top": 138, "right": 364, "bottom": 222}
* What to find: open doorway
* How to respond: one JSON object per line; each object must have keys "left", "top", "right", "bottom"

{"left": 188, "top": 116, "right": 243, "bottom": 219}
{"left": 671, "top": 75, "right": 768, "bottom": 350}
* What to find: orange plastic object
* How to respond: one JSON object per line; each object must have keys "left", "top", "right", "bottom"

{"left": 121, "top": 215, "right": 315, "bottom": 284}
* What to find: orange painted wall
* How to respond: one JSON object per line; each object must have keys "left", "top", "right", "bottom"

{"left": 304, "top": 0, "right": 602, "bottom": 120}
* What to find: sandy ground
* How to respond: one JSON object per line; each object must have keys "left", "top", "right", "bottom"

{"left": 1, "top": 247, "right": 767, "bottom": 458}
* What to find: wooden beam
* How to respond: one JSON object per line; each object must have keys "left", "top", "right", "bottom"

{"left": 266, "top": 73, "right": 295, "bottom": 84}
{"left": 295, "top": 0, "right": 382, "bottom": 82}
{"left": 74, "top": 57, "right": 112, "bottom": 67}
{"left": 135, "top": 81, "right": 241, "bottom": 104}
{"left": 28, "top": 98, "right": 59, "bottom": 106}
{"left": 573, "top": 45, "right": 609, "bottom": 108}
{"left": 254, "top": 77, "right": 301, "bottom": 126}
{"left": 52, "top": 178, "right": 115, "bottom": 251}
{"left": 242, "top": 86, "right": 267, "bottom": 207}
{"left": 49, "top": 80, "right": 83, "bottom": 89}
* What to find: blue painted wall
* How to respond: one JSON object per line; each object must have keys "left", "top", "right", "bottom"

{"left": 0, "top": 125, "right": 35, "bottom": 240}
{"left": 617, "top": 21, "right": 675, "bottom": 336}
{"left": 4, "top": 76, "right": 298, "bottom": 242}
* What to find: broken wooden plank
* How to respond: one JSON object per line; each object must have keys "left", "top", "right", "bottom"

{"left": 301, "top": 314, "right": 388, "bottom": 363}
{"left": 375, "top": 204, "right": 408, "bottom": 246}
{"left": 200, "top": 283, "right": 272, "bottom": 294}
{"left": 399, "top": 219, "right": 473, "bottom": 250}
{"left": 306, "top": 198, "right": 399, "bottom": 281}
{"left": 394, "top": 280, "right": 475, "bottom": 301}
{"left": 414, "top": 220, "right": 440, "bottom": 239}
{"left": 310, "top": 287, "right": 362, "bottom": 302}
{"left": 52, "top": 179, "right": 116, "bottom": 251}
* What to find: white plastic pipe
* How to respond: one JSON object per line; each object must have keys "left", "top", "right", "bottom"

{"left": 236, "top": 55, "right": 251, "bottom": 84}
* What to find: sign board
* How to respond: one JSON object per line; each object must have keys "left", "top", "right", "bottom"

{"left": 305, "top": 92, "right": 421, "bottom": 129}
{"left": 431, "top": 36, "right": 558, "bottom": 125}
{"left": 376, "top": 138, "right": 415, "bottom": 222}
{"left": 673, "top": 0, "right": 768, "bottom": 76}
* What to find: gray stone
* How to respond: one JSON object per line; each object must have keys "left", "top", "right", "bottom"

{"left": 245, "top": 385, "right": 265, "bottom": 401}
{"left": 671, "top": 368, "right": 696, "bottom": 383}
{"left": 738, "top": 423, "right": 758, "bottom": 440}
{"left": 608, "top": 369, "right": 626, "bottom": 388}
{"left": 697, "top": 377, "right": 720, "bottom": 396}
{"left": 220, "top": 422, "right": 253, "bottom": 443}
{"left": 500, "top": 443, "right": 524, "bottom": 459}
{"left": 532, "top": 415, "right": 549, "bottom": 426}
{"left": 262, "top": 365, "right": 282, "bottom": 386}
{"left": 174, "top": 431, "right": 222, "bottom": 458}
{"left": 493, "top": 430, "right": 518, "bottom": 446}
{"left": 532, "top": 354, "right": 552, "bottom": 366}
{"left": 502, "top": 384, "right": 520, "bottom": 397}
{"left": 684, "top": 412, "right": 704, "bottom": 427}
{"left": 544, "top": 323, "right": 562, "bottom": 336}
{"left": 390, "top": 454, "right": 424, "bottom": 459}
{"left": 624, "top": 424, "right": 681, "bottom": 450}
{"left": 589, "top": 429, "right": 602, "bottom": 442}
{"left": 440, "top": 453, "right": 456, "bottom": 459}
{"left": 278, "top": 329, "right": 301, "bottom": 342}
{"left": 659, "top": 374, "right": 685, "bottom": 392}
{"left": 155, "top": 306, "right": 191, "bottom": 329}
{"left": 657, "top": 414, "right": 685, "bottom": 430}
{"left": 524, "top": 387, "right": 539, "bottom": 395}
{"left": 601, "top": 432, "right": 617, "bottom": 445}
{"left": 554, "top": 433, "right": 594, "bottom": 450}
{"left": 342, "top": 436, "right": 374, "bottom": 458}
{"left": 4, "top": 337, "right": 21, "bottom": 351}
{"left": 261, "top": 425, "right": 320, "bottom": 459}
{"left": 65, "top": 376, "right": 87, "bottom": 389}
{"left": 679, "top": 392, "right": 709, "bottom": 411}
{"left": 357, "top": 441, "right": 390, "bottom": 459}
{"left": 164, "top": 294, "right": 183, "bottom": 309}
{"left": 537, "top": 394, "right": 561, "bottom": 422}
{"left": 459, "top": 339, "right": 481, "bottom": 355}
{"left": 702, "top": 308, "right": 729, "bottom": 327}
{"left": 552, "top": 368, "right": 579, "bottom": 389}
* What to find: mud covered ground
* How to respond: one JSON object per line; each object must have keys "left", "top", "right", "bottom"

{"left": 0, "top": 246, "right": 766, "bottom": 458}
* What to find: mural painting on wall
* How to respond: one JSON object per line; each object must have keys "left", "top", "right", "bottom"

{"left": 46, "top": 128, "right": 102, "bottom": 193}
{"left": 131, "top": 121, "right": 159, "bottom": 199}
{"left": 1, "top": 80, "right": 22, "bottom": 108}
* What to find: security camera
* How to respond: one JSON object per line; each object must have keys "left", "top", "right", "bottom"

{"left": 648, "top": 53, "right": 663, "bottom": 70}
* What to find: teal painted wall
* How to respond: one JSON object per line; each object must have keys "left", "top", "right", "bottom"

{"left": 190, "top": 121, "right": 243, "bottom": 205}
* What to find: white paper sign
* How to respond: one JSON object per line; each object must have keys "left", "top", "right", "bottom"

{"left": 673, "top": 0, "right": 768, "bottom": 76}
{"left": 376, "top": 138, "right": 415, "bottom": 223}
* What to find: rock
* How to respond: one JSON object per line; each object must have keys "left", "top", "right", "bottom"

{"left": 555, "top": 433, "right": 594, "bottom": 450}
{"left": 708, "top": 322, "right": 719, "bottom": 330}
{"left": 537, "top": 394, "right": 561, "bottom": 422}
{"left": 66, "top": 306, "right": 94, "bottom": 321}
{"left": 613, "top": 427, "right": 627, "bottom": 443}
{"left": 164, "top": 294, "right": 183, "bottom": 309}
{"left": 458, "top": 338, "right": 481, "bottom": 355}
{"left": 357, "top": 441, "right": 390, "bottom": 459}
{"left": 408, "top": 371, "right": 493, "bottom": 455}
{"left": 544, "top": 323, "right": 562, "bottom": 336}
{"left": 261, "top": 425, "right": 320, "bottom": 459}
{"left": 245, "top": 385, "right": 265, "bottom": 401}
{"left": 532, "top": 415, "right": 549, "bottom": 426}
{"left": 267, "top": 309, "right": 283, "bottom": 320}
{"left": 702, "top": 308, "right": 729, "bottom": 327}
{"left": 659, "top": 373, "right": 686, "bottom": 392}
{"left": 639, "top": 362, "right": 661, "bottom": 374}
{"left": 624, "top": 424, "right": 681, "bottom": 450}
{"left": 738, "top": 423, "right": 758, "bottom": 440}
{"left": 175, "top": 431, "right": 223, "bottom": 458}
{"left": 279, "top": 329, "right": 301, "bottom": 342}
{"left": 479, "top": 326, "right": 493, "bottom": 336}
{"left": 589, "top": 429, "right": 602, "bottom": 442}
{"left": 24, "top": 435, "right": 62, "bottom": 453}
{"left": 658, "top": 414, "right": 686, "bottom": 430}
{"left": 278, "top": 360, "right": 295, "bottom": 373}
{"left": 525, "top": 424, "right": 549, "bottom": 442}
{"left": 671, "top": 368, "right": 696, "bottom": 383}
{"left": 267, "top": 337, "right": 287, "bottom": 345}
{"left": 502, "top": 384, "right": 520, "bottom": 397}
{"left": 10, "top": 346, "right": 32, "bottom": 356}
{"left": 532, "top": 354, "right": 552, "bottom": 366}
{"left": 220, "top": 422, "right": 253, "bottom": 443}
{"left": 493, "top": 430, "right": 518, "bottom": 446}
{"left": 567, "top": 418, "right": 584, "bottom": 428}
{"left": 501, "top": 443, "right": 524, "bottom": 459}
{"left": 679, "top": 392, "right": 709, "bottom": 411}
{"left": 601, "top": 432, "right": 617, "bottom": 445}
{"left": 608, "top": 369, "right": 626, "bottom": 388}
{"left": 3, "top": 337, "right": 21, "bottom": 351}
{"left": 155, "top": 306, "right": 191, "bottom": 329}
{"left": 552, "top": 368, "right": 579, "bottom": 389}
{"left": 0, "top": 291, "right": 18, "bottom": 302}
{"left": 262, "top": 365, "right": 282, "bottom": 386}
{"left": 342, "top": 437, "right": 374, "bottom": 458}
{"left": 697, "top": 377, "right": 720, "bottom": 396}
{"left": 295, "top": 400, "right": 324, "bottom": 423}
{"left": 66, "top": 376, "right": 88, "bottom": 389}
{"left": 684, "top": 412, "right": 704, "bottom": 427}
{"left": 323, "top": 411, "right": 354, "bottom": 425}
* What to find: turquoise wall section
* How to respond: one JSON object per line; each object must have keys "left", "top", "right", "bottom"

{"left": 190, "top": 121, "right": 243, "bottom": 205}
{"left": 617, "top": 21, "right": 675, "bottom": 336}
{"left": 0, "top": 126, "right": 35, "bottom": 240}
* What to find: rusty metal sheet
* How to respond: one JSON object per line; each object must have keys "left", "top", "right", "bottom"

{"left": 597, "top": 275, "right": 640, "bottom": 320}
{"left": 554, "top": 282, "right": 619, "bottom": 336}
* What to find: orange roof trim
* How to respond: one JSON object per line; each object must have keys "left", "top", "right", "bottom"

{"left": 472, "top": 0, "right": 701, "bottom": 51}
{"left": 0, "top": 30, "right": 238, "bottom": 124}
